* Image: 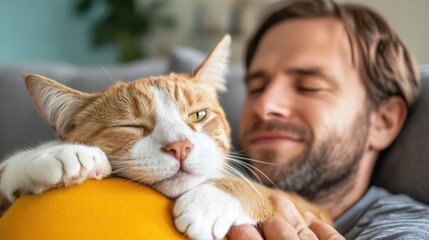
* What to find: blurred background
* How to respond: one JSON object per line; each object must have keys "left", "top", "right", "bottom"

{"left": 0, "top": 0, "right": 428, "bottom": 66}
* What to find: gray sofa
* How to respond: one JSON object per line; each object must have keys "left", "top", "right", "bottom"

{"left": 0, "top": 47, "right": 428, "bottom": 205}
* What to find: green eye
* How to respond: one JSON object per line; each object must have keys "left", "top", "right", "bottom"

{"left": 188, "top": 110, "right": 207, "bottom": 123}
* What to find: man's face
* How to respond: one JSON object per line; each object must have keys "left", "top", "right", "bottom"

{"left": 239, "top": 18, "right": 371, "bottom": 200}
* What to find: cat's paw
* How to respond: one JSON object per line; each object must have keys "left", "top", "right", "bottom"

{"left": 1, "top": 144, "right": 111, "bottom": 201}
{"left": 173, "top": 184, "right": 256, "bottom": 240}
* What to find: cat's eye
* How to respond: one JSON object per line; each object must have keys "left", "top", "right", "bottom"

{"left": 188, "top": 110, "right": 207, "bottom": 123}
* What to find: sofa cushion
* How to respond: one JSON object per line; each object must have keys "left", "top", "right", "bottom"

{"left": 0, "top": 178, "right": 183, "bottom": 239}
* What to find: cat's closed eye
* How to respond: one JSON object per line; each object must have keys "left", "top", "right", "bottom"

{"left": 116, "top": 124, "right": 150, "bottom": 131}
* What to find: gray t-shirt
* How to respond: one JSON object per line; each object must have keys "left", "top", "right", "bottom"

{"left": 335, "top": 186, "right": 429, "bottom": 239}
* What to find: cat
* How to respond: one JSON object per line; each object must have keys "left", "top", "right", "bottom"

{"left": 0, "top": 35, "right": 331, "bottom": 239}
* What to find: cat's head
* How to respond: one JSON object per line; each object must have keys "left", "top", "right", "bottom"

{"left": 24, "top": 35, "right": 232, "bottom": 198}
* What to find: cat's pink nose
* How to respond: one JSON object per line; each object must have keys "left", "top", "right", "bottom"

{"left": 162, "top": 140, "right": 193, "bottom": 162}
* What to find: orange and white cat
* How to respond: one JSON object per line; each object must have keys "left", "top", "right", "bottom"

{"left": 0, "top": 35, "right": 330, "bottom": 239}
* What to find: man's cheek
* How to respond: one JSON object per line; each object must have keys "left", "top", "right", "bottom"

{"left": 239, "top": 106, "right": 254, "bottom": 139}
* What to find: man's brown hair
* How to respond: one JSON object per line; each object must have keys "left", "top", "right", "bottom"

{"left": 245, "top": 0, "right": 420, "bottom": 108}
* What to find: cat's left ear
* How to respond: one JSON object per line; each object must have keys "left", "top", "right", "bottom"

{"left": 193, "top": 35, "right": 231, "bottom": 92}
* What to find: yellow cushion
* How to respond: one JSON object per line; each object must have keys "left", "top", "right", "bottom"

{"left": 0, "top": 178, "right": 185, "bottom": 240}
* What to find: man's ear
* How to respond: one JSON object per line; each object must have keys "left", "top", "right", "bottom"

{"left": 368, "top": 96, "right": 408, "bottom": 150}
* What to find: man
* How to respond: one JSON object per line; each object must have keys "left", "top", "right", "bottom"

{"left": 229, "top": 0, "right": 429, "bottom": 239}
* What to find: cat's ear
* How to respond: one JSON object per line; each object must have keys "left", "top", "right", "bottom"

{"left": 193, "top": 34, "right": 231, "bottom": 92}
{"left": 23, "top": 74, "right": 91, "bottom": 137}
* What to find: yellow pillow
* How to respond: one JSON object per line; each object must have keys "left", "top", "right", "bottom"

{"left": 0, "top": 178, "right": 185, "bottom": 240}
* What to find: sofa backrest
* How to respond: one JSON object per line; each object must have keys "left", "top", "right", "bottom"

{"left": 0, "top": 59, "right": 168, "bottom": 158}
{"left": 372, "top": 66, "right": 429, "bottom": 205}
{"left": 0, "top": 49, "right": 427, "bottom": 205}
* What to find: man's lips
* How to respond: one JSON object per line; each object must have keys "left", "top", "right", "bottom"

{"left": 249, "top": 132, "right": 303, "bottom": 144}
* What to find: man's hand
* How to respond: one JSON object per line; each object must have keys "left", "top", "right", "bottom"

{"left": 229, "top": 218, "right": 344, "bottom": 240}
{"left": 308, "top": 219, "right": 345, "bottom": 240}
{"left": 228, "top": 195, "right": 345, "bottom": 240}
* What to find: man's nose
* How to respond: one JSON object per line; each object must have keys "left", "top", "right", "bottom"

{"left": 254, "top": 77, "right": 295, "bottom": 121}
{"left": 162, "top": 140, "right": 193, "bottom": 162}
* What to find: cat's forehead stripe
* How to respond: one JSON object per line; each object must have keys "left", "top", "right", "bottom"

{"left": 150, "top": 85, "right": 195, "bottom": 143}
{"left": 151, "top": 86, "right": 182, "bottom": 121}
{"left": 182, "top": 86, "right": 194, "bottom": 108}
{"left": 152, "top": 78, "right": 195, "bottom": 113}
{"left": 130, "top": 93, "right": 143, "bottom": 119}
{"left": 120, "top": 81, "right": 156, "bottom": 124}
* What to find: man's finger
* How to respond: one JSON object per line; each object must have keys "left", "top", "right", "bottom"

{"left": 263, "top": 216, "right": 300, "bottom": 240}
{"left": 228, "top": 224, "right": 263, "bottom": 240}
{"left": 309, "top": 220, "right": 345, "bottom": 240}
{"left": 271, "top": 195, "right": 318, "bottom": 240}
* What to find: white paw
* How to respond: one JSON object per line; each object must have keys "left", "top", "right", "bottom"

{"left": 173, "top": 184, "right": 256, "bottom": 240}
{"left": 1, "top": 143, "right": 111, "bottom": 201}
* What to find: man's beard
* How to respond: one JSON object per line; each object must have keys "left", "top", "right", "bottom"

{"left": 246, "top": 110, "right": 370, "bottom": 202}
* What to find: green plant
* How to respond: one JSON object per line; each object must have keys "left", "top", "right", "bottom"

{"left": 76, "top": 0, "right": 174, "bottom": 62}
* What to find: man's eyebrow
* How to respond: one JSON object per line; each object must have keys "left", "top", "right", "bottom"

{"left": 286, "top": 67, "right": 335, "bottom": 82}
{"left": 244, "top": 70, "right": 268, "bottom": 83}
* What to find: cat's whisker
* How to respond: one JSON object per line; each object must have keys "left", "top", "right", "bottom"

{"left": 126, "top": 175, "right": 146, "bottom": 185}
{"left": 220, "top": 168, "right": 236, "bottom": 178}
{"left": 220, "top": 166, "right": 248, "bottom": 183}
{"left": 224, "top": 157, "right": 263, "bottom": 184}
{"left": 228, "top": 150, "right": 249, "bottom": 156}
{"left": 228, "top": 150, "right": 247, "bottom": 155}
{"left": 220, "top": 165, "right": 264, "bottom": 198}
{"left": 109, "top": 158, "right": 134, "bottom": 163}
{"left": 226, "top": 162, "right": 250, "bottom": 179}
{"left": 135, "top": 176, "right": 150, "bottom": 185}
{"left": 110, "top": 164, "right": 133, "bottom": 172}
{"left": 113, "top": 167, "right": 150, "bottom": 185}
{"left": 191, "top": 58, "right": 195, "bottom": 78}
{"left": 111, "top": 163, "right": 139, "bottom": 171}
{"left": 220, "top": 170, "right": 258, "bottom": 195}
{"left": 97, "top": 56, "right": 117, "bottom": 84}
{"left": 109, "top": 161, "right": 159, "bottom": 186}
{"left": 229, "top": 158, "right": 279, "bottom": 189}
{"left": 220, "top": 166, "right": 249, "bottom": 188}
{"left": 222, "top": 165, "right": 254, "bottom": 187}
{"left": 221, "top": 164, "right": 246, "bottom": 179}
{"left": 110, "top": 161, "right": 139, "bottom": 173}
{"left": 111, "top": 166, "right": 133, "bottom": 176}
{"left": 106, "top": 154, "right": 133, "bottom": 159}
{"left": 226, "top": 153, "right": 279, "bottom": 166}
{"left": 225, "top": 157, "right": 280, "bottom": 190}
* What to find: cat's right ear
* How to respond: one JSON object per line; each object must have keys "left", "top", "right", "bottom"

{"left": 193, "top": 34, "right": 231, "bottom": 92}
{"left": 23, "top": 74, "right": 91, "bottom": 137}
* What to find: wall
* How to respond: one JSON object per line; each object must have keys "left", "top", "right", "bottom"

{"left": 159, "top": 0, "right": 429, "bottom": 64}
{"left": 342, "top": 0, "right": 429, "bottom": 65}
{"left": 0, "top": 0, "right": 117, "bottom": 66}
{"left": 0, "top": 0, "right": 428, "bottom": 66}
